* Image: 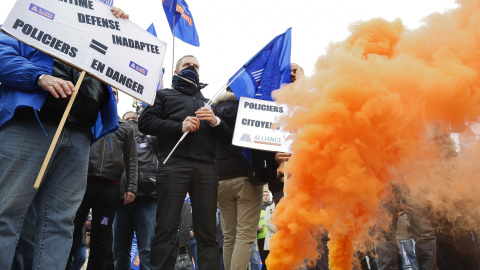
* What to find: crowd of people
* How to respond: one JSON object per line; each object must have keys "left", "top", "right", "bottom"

{"left": 1, "top": 5, "right": 480, "bottom": 270}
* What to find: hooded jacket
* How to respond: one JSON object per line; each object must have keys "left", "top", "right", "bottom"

{"left": 139, "top": 70, "right": 229, "bottom": 163}
{"left": 0, "top": 32, "right": 118, "bottom": 140}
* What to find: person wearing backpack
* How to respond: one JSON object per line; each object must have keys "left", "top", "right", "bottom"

{"left": 113, "top": 111, "right": 159, "bottom": 270}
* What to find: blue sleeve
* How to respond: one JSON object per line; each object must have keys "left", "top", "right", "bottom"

{"left": 0, "top": 32, "right": 52, "bottom": 91}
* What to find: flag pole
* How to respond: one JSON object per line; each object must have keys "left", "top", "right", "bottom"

{"left": 171, "top": 12, "right": 176, "bottom": 79}
{"left": 207, "top": 67, "right": 246, "bottom": 106}
{"left": 33, "top": 71, "right": 87, "bottom": 189}
{"left": 163, "top": 68, "right": 247, "bottom": 164}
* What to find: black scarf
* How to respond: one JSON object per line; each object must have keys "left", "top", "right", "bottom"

{"left": 172, "top": 66, "right": 200, "bottom": 96}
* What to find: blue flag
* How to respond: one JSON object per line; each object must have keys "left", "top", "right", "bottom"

{"left": 162, "top": 0, "right": 200, "bottom": 47}
{"left": 228, "top": 28, "right": 292, "bottom": 100}
{"left": 229, "top": 29, "right": 292, "bottom": 164}
{"left": 98, "top": 0, "right": 114, "bottom": 7}
{"left": 146, "top": 23, "right": 157, "bottom": 37}
{"left": 228, "top": 28, "right": 292, "bottom": 101}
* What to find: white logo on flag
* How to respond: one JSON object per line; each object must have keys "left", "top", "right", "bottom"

{"left": 251, "top": 69, "right": 264, "bottom": 83}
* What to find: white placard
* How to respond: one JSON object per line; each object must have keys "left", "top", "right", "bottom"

{"left": 1, "top": 0, "right": 167, "bottom": 105}
{"left": 232, "top": 97, "right": 294, "bottom": 153}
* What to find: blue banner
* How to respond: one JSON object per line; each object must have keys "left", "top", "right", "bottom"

{"left": 146, "top": 23, "right": 157, "bottom": 37}
{"left": 130, "top": 232, "right": 140, "bottom": 270}
{"left": 228, "top": 28, "right": 292, "bottom": 101}
{"left": 162, "top": 0, "right": 200, "bottom": 47}
{"left": 98, "top": 0, "right": 114, "bottom": 7}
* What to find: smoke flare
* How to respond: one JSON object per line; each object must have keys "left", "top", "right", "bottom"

{"left": 267, "top": 0, "right": 480, "bottom": 269}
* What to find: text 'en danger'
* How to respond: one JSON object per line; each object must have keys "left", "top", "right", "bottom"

{"left": 91, "top": 59, "right": 144, "bottom": 94}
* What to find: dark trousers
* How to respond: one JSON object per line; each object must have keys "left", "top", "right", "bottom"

{"left": 150, "top": 159, "right": 220, "bottom": 270}
{"left": 258, "top": 238, "right": 269, "bottom": 270}
{"left": 67, "top": 179, "right": 121, "bottom": 270}
{"left": 376, "top": 202, "right": 437, "bottom": 270}
{"left": 308, "top": 233, "right": 330, "bottom": 270}
{"left": 435, "top": 218, "right": 480, "bottom": 270}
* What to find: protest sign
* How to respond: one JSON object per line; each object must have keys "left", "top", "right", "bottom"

{"left": 1, "top": 0, "right": 166, "bottom": 105}
{"left": 233, "top": 97, "right": 294, "bottom": 153}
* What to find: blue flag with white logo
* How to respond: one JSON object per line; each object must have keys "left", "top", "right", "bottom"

{"left": 228, "top": 28, "right": 292, "bottom": 101}
{"left": 163, "top": 0, "right": 200, "bottom": 47}
{"left": 98, "top": 0, "right": 114, "bottom": 7}
{"left": 130, "top": 232, "right": 140, "bottom": 270}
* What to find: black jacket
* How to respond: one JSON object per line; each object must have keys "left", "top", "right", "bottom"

{"left": 139, "top": 84, "right": 229, "bottom": 163}
{"left": 14, "top": 60, "right": 110, "bottom": 134}
{"left": 214, "top": 92, "right": 274, "bottom": 187}
{"left": 88, "top": 119, "right": 138, "bottom": 194}
{"left": 214, "top": 92, "right": 250, "bottom": 180}
{"left": 133, "top": 134, "right": 158, "bottom": 196}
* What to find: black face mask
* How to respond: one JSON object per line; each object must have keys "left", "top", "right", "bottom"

{"left": 173, "top": 66, "right": 200, "bottom": 89}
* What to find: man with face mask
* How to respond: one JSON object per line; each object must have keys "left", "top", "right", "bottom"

{"left": 139, "top": 55, "right": 229, "bottom": 270}
{"left": 112, "top": 111, "right": 158, "bottom": 270}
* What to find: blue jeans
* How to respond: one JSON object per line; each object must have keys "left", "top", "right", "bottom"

{"left": 0, "top": 119, "right": 90, "bottom": 269}
{"left": 376, "top": 198, "right": 437, "bottom": 270}
{"left": 70, "top": 242, "right": 87, "bottom": 270}
{"left": 398, "top": 239, "right": 419, "bottom": 270}
{"left": 249, "top": 242, "right": 259, "bottom": 270}
{"left": 219, "top": 248, "right": 224, "bottom": 270}
{"left": 11, "top": 203, "right": 36, "bottom": 270}
{"left": 190, "top": 237, "right": 199, "bottom": 270}
{"left": 113, "top": 195, "right": 157, "bottom": 270}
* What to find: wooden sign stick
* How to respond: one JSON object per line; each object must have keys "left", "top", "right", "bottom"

{"left": 33, "top": 71, "right": 86, "bottom": 189}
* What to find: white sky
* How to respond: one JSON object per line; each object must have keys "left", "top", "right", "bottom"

{"left": 0, "top": 0, "right": 459, "bottom": 116}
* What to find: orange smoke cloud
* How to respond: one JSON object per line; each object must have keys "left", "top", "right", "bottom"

{"left": 267, "top": 0, "right": 480, "bottom": 269}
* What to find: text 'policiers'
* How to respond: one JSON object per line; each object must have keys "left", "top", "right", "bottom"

{"left": 12, "top": 19, "right": 78, "bottom": 57}
{"left": 244, "top": 101, "right": 284, "bottom": 113}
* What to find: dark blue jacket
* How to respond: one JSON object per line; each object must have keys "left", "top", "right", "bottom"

{"left": 0, "top": 32, "right": 118, "bottom": 140}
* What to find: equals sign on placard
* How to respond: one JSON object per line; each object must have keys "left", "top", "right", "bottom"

{"left": 90, "top": 39, "right": 108, "bottom": 55}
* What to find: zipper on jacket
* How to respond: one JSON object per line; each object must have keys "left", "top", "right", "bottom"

{"left": 99, "top": 138, "right": 107, "bottom": 174}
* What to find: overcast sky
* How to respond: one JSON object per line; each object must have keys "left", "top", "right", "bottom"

{"left": 0, "top": 0, "right": 459, "bottom": 116}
